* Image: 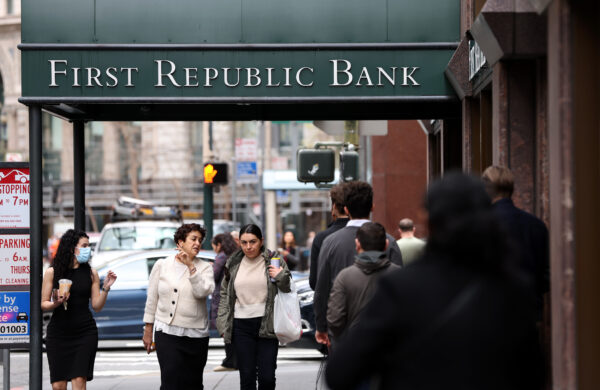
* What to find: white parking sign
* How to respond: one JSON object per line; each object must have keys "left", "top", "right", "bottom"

{"left": 0, "top": 167, "right": 30, "bottom": 229}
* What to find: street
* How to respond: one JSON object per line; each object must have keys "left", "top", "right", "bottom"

{"left": 1, "top": 340, "right": 325, "bottom": 389}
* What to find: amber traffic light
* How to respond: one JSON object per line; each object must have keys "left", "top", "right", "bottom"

{"left": 203, "top": 163, "right": 228, "bottom": 184}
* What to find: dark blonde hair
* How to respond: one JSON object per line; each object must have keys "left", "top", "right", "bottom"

{"left": 482, "top": 166, "right": 514, "bottom": 199}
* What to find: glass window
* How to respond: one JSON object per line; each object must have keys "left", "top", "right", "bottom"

{"left": 110, "top": 259, "right": 148, "bottom": 285}
{"left": 98, "top": 226, "right": 177, "bottom": 251}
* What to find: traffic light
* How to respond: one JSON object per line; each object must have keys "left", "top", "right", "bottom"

{"left": 340, "top": 150, "right": 359, "bottom": 182}
{"left": 203, "top": 163, "right": 228, "bottom": 184}
{"left": 297, "top": 148, "right": 335, "bottom": 183}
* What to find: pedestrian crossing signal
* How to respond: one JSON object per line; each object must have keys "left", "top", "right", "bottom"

{"left": 204, "top": 163, "right": 228, "bottom": 184}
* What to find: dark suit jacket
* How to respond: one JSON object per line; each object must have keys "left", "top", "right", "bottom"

{"left": 309, "top": 218, "right": 349, "bottom": 290}
{"left": 493, "top": 198, "right": 549, "bottom": 315}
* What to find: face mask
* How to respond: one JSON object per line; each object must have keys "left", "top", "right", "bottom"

{"left": 76, "top": 247, "right": 91, "bottom": 264}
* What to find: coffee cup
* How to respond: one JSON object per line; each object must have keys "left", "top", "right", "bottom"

{"left": 58, "top": 279, "right": 72, "bottom": 309}
{"left": 270, "top": 257, "right": 280, "bottom": 282}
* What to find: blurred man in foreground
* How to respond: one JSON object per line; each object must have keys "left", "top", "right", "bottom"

{"left": 325, "top": 172, "right": 542, "bottom": 390}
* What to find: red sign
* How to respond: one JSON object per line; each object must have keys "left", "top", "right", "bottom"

{"left": 0, "top": 168, "right": 30, "bottom": 228}
{"left": 0, "top": 234, "right": 30, "bottom": 287}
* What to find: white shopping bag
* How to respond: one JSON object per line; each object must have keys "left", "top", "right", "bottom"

{"left": 273, "top": 280, "right": 302, "bottom": 344}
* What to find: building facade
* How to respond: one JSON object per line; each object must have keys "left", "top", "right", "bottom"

{"left": 444, "top": 1, "right": 600, "bottom": 388}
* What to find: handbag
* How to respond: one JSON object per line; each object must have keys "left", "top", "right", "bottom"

{"left": 273, "top": 279, "right": 302, "bottom": 344}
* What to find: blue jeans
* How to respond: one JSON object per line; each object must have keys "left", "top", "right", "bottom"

{"left": 232, "top": 317, "right": 279, "bottom": 390}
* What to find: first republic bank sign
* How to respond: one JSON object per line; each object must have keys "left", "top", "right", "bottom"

{"left": 19, "top": 0, "right": 459, "bottom": 102}
{"left": 48, "top": 59, "right": 421, "bottom": 89}
{"left": 20, "top": 48, "right": 456, "bottom": 100}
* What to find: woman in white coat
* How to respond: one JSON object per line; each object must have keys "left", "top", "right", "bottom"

{"left": 142, "top": 223, "right": 215, "bottom": 390}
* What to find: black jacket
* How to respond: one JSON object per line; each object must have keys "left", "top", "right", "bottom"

{"left": 493, "top": 198, "right": 549, "bottom": 316}
{"left": 325, "top": 253, "right": 543, "bottom": 390}
{"left": 308, "top": 218, "right": 349, "bottom": 290}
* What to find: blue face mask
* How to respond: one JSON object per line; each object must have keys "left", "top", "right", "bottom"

{"left": 76, "top": 247, "right": 91, "bottom": 264}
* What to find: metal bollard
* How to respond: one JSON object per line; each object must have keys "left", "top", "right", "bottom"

{"left": 1, "top": 348, "right": 9, "bottom": 390}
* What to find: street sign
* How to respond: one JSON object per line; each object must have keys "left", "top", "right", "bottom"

{"left": 0, "top": 292, "right": 30, "bottom": 345}
{"left": 235, "top": 139, "right": 258, "bottom": 161}
{"left": 0, "top": 167, "right": 30, "bottom": 229}
{"left": 0, "top": 235, "right": 30, "bottom": 287}
{"left": 236, "top": 161, "right": 258, "bottom": 183}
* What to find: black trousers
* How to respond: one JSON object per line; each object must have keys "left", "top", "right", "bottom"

{"left": 232, "top": 317, "right": 279, "bottom": 390}
{"left": 155, "top": 330, "right": 209, "bottom": 390}
{"left": 222, "top": 342, "right": 238, "bottom": 368}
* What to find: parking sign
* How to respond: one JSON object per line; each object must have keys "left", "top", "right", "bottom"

{"left": 0, "top": 291, "right": 30, "bottom": 344}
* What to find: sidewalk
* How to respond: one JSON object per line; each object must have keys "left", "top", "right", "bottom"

{"left": 50, "top": 364, "right": 322, "bottom": 390}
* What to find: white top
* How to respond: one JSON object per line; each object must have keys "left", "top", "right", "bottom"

{"left": 143, "top": 254, "right": 215, "bottom": 331}
{"left": 234, "top": 255, "right": 268, "bottom": 319}
{"left": 346, "top": 219, "right": 370, "bottom": 227}
{"left": 155, "top": 318, "right": 208, "bottom": 338}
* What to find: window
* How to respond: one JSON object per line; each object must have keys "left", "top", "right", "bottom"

{"left": 98, "top": 226, "right": 177, "bottom": 251}
{"left": 108, "top": 259, "right": 148, "bottom": 290}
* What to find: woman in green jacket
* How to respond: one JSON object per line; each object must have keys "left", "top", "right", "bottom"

{"left": 217, "top": 224, "right": 291, "bottom": 390}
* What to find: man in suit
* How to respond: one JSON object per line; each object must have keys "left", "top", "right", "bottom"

{"left": 482, "top": 166, "right": 549, "bottom": 320}
{"left": 309, "top": 184, "right": 349, "bottom": 290}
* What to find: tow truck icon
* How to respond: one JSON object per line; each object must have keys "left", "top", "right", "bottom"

{"left": 0, "top": 169, "right": 29, "bottom": 183}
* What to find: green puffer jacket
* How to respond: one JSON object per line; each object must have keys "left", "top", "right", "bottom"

{"left": 216, "top": 247, "right": 292, "bottom": 343}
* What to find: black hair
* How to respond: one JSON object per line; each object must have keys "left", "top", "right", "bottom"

{"left": 239, "top": 224, "right": 263, "bottom": 241}
{"left": 212, "top": 233, "right": 238, "bottom": 256}
{"left": 174, "top": 223, "right": 206, "bottom": 245}
{"left": 425, "top": 171, "right": 510, "bottom": 272}
{"left": 53, "top": 229, "right": 90, "bottom": 286}
{"left": 343, "top": 181, "right": 373, "bottom": 219}
{"left": 356, "top": 222, "right": 387, "bottom": 251}
{"left": 330, "top": 183, "right": 347, "bottom": 215}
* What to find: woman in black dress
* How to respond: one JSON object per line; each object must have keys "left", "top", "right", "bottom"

{"left": 41, "top": 229, "right": 117, "bottom": 390}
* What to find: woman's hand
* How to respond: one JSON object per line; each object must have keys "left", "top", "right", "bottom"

{"left": 142, "top": 324, "right": 155, "bottom": 354}
{"left": 103, "top": 270, "right": 117, "bottom": 290}
{"left": 53, "top": 291, "right": 67, "bottom": 309}
{"left": 268, "top": 264, "right": 283, "bottom": 279}
{"left": 175, "top": 250, "right": 194, "bottom": 267}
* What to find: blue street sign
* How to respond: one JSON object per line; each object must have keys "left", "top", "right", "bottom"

{"left": 237, "top": 162, "right": 258, "bottom": 183}
{"left": 0, "top": 291, "right": 30, "bottom": 344}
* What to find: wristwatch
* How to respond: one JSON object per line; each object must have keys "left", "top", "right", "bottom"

{"left": 102, "top": 286, "right": 110, "bottom": 292}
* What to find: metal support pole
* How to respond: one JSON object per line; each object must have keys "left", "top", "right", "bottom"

{"left": 28, "top": 105, "right": 43, "bottom": 390}
{"left": 3, "top": 349, "right": 10, "bottom": 390}
{"left": 73, "top": 121, "right": 85, "bottom": 231}
{"left": 202, "top": 122, "right": 214, "bottom": 249}
{"left": 203, "top": 183, "right": 213, "bottom": 249}
{"left": 258, "top": 122, "right": 265, "bottom": 231}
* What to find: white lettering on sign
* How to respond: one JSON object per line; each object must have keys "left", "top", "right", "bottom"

{"left": 48, "top": 59, "right": 421, "bottom": 89}
{"left": 330, "top": 60, "right": 419, "bottom": 87}
{"left": 0, "top": 235, "right": 30, "bottom": 287}
{"left": 469, "top": 40, "right": 487, "bottom": 81}
{"left": 49, "top": 60, "right": 139, "bottom": 88}
{"left": 0, "top": 168, "right": 30, "bottom": 229}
